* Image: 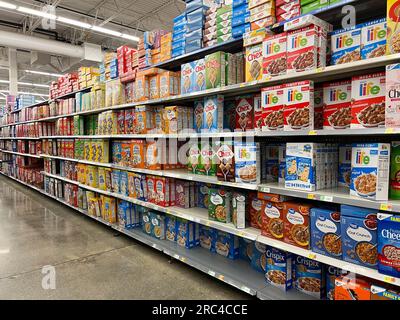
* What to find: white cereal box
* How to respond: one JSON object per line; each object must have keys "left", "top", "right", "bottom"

{"left": 203, "top": 95, "right": 224, "bottom": 132}
{"left": 234, "top": 141, "right": 260, "bottom": 184}
{"left": 386, "top": 63, "right": 400, "bottom": 128}
{"left": 351, "top": 72, "right": 386, "bottom": 129}
{"left": 253, "top": 94, "right": 263, "bottom": 131}
{"left": 193, "top": 58, "right": 206, "bottom": 92}
{"left": 283, "top": 80, "right": 314, "bottom": 131}
{"left": 261, "top": 84, "right": 285, "bottom": 131}
{"left": 287, "top": 25, "right": 318, "bottom": 74}
{"left": 350, "top": 143, "right": 390, "bottom": 201}
{"left": 181, "top": 62, "right": 196, "bottom": 94}
{"left": 361, "top": 18, "right": 387, "bottom": 60}
{"left": 322, "top": 80, "right": 352, "bottom": 130}
{"left": 338, "top": 144, "right": 352, "bottom": 188}
{"left": 262, "top": 32, "right": 287, "bottom": 78}
{"left": 330, "top": 26, "right": 361, "bottom": 65}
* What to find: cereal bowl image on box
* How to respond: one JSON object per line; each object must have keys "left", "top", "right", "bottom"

{"left": 294, "top": 255, "right": 325, "bottom": 299}
{"left": 265, "top": 246, "right": 292, "bottom": 291}
{"left": 377, "top": 213, "right": 400, "bottom": 277}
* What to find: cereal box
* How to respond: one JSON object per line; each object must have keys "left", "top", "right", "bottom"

{"left": 120, "top": 170, "right": 129, "bottom": 196}
{"left": 223, "top": 99, "right": 236, "bottom": 131}
{"left": 377, "top": 213, "right": 400, "bottom": 277}
{"left": 253, "top": 94, "right": 263, "bottom": 131}
{"left": 323, "top": 80, "right": 352, "bottom": 130}
{"left": 196, "top": 182, "right": 210, "bottom": 209}
{"left": 193, "top": 101, "right": 204, "bottom": 133}
{"left": 175, "top": 180, "right": 191, "bottom": 209}
{"left": 234, "top": 96, "right": 254, "bottom": 131}
{"left": 386, "top": 63, "right": 400, "bottom": 128}
{"left": 198, "top": 142, "right": 217, "bottom": 176}
{"left": 279, "top": 144, "right": 286, "bottom": 184}
{"left": 154, "top": 177, "right": 170, "bottom": 207}
{"left": 199, "top": 225, "right": 216, "bottom": 251}
{"left": 145, "top": 141, "right": 161, "bottom": 170}
{"left": 335, "top": 275, "right": 371, "bottom": 300}
{"left": 262, "top": 32, "right": 287, "bottom": 77}
{"left": 187, "top": 142, "right": 201, "bottom": 174}
{"left": 208, "top": 188, "right": 231, "bottom": 223}
{"left": 310, "top": 208, "right": 342, "bottom": 258}
{"left": 214, "top": 231, "right": 239, "bottom": 259}
{"left": 283, "top": 202, "right": 311, "bottom": 249}
{"left": 351, "top": 72, "right": 386, "bottom": 129}
{"left": 350, "top": 143, "right": 390, "bottom": 200}
{"left": 205, "top": 52, "right": 226, "bottom": 89}
{"left": 361, "top": 18, "right": 387, "bottom": 60}
{"left": 193, "top": 58, "right": 206, "bottom": 91}
{"left": 127, "top": 172, "right": 136, "bottom": 197}
{"left": 232, "top": 192, "right": 246, "bottom": 229}
{"left": 341, "top": 204, "right": 378, "bottom": 268}
{"left": 338, "top": 144, "right": 352, "bottom": 188}
{"left": 239, "top": 238, "right": 253, "bottom": 262}
{"left": 314, "top": 85, "right": 324, "bottom": 130}
{"left": 203, "top": 95, "right": 224, "bottom": 132}
{"left": 117, "top": 200, "right": 132, "bottom": 229}
{"left": 294, "top": 255, "right": 325, "bottom": 298}
{"left": 176, "top": 218, "right": 200, "bottom": 249}
{"left": 326, "top": 266, "right": 344, "bottom": 300}
{"left": 261, "top": 201, "right": 285, "bottom": 241}
{"left": 284, "top": 81, "right": 314, "bottom": 131}
{"left": 181, "top": 62, "right": 195, "bottom": 95}
{"left": 165, "top": 215, "right": 177, "bottom": 242}
{"left": 387, "top": 0, "right": 400, "bottom": 54}
{"left": 251, "top": 241, "right": 267, "bottom": 273}
{"left": 245, "top": 43, "right": 263, "bottom": 82}
{"left": 141, "top": 209, "right": 152, "bottom": 235}
{"left": 265, "top": 246, "right": 293, "bottom": 291}
{"left": 111, "top": 169, "right": 120, "bottom": 194}
{"left": 135, "top": 75, "right": 149, "bottom": 101}
{"left": 261, "top": 84, "right": 285, "bottom": 131}
{"left": 163, "top": 106, "right": 179, "bottom": 134}
{"left": 150, "top": 212, "right": 165, "bottom": 240}
{"left": 330, "top": 26, "right": 361, "bottom": 65}
{"left": 119, "top": 142, "right": 131, "bottom": 167}
{"left": 134, "top": 173, "right": 147, "bottom": 201}
{"left": 131, "top": 139, "right": 145, "bottom": 168}
{"left": 215, "top": 140, "right": 235, "bottom": 182}
{"left": 234, "top": 142, "right": 260, "bottom": 184}
{"left": 149, "top": 74, "right": 160, "bottom": 100}
{"left": 287, "top": 26, "right": 318, "bottom": 73}
{"left": 135, "top": 105, "right": 155, "bottom": 134}
{"left": 249, "top": 192, "right": 263, "bottom": 229}
{"left": 146, "top": 175, "right": 156, "bottom": 204}
{"left": 371, "top": 285, "right": 400, "bottom": 300}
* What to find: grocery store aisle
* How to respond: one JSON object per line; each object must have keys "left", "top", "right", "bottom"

{"left": 0, "top": 176, "right": 249, "bottom": 300}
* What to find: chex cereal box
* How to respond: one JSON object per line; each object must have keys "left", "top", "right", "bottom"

{"left": 203, "top": 95, "right": 224, "bottom": 132}
{"left": 198, "top": 142, "right": 217, "bottom": 176}
{"left": 193, "top": 58, "right": 206, "bottom": 92}
{"left": 361, "top": 18, "right": 387, "bottom": 60}
{"left": 287, "top": 26, "right": 318, "bottom": 74}
{"left": 283, "top": 81, "right": 314, "bottom": 131}
{"left": 377, "top": 213, "right": 400, "bottom": 277}
{"left": 181, "top": 61, "right": 195, "bottom": 94}
{"left": 215, "top": 140, "right": 235, "bottom": 182}
{"left": 265, "top": 246, "right": 293, "bottom": 291}
{"left": 235, "top": 95, "right": 254, "bottom": 131}
{"left": 351, "top": 72, "right": 386, "bottom": 128}
{"left": 350, "top": 143, "right": 390, "bottom": 200}
{"left": 188, "top": 142, "right": 201, "bottom": 174}
{"left": 262, "top": 32, "right": 287, "bottom": 78}
{"left": 330, "top": 26, "right": 361, "bottom": 65}
{"left": 234, "top": 141, "right": 260, "bottom": 184}
{"left": 261, "top": 84, "right": 285, "bottom": 131}
{"left": 294, "top": 255, "right": 326, "bottom": 298}
{"left": 323, "top": 80, "right": 352, "bottom": 130}
{"left": 338, "top": 144, "right": 352, "bottom": 188}
{"left": 205, "top": 52, "right": 226, "bottom": 89}
{"left": 245, "top": 43, "right": 263, "bottom": 82}
{"left": 193, "top": 100, "right": 205, "bottom": 133}
{"left": 386, "top": 64, "right": 400, "bottom": 128}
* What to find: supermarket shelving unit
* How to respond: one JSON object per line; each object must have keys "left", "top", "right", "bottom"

{"left": 1, "top": 0, "right": 399, "bottom": 298}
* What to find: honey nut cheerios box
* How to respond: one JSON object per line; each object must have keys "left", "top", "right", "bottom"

{"left": 323, "top": 80, "right": 352, "bottom": 130}
{"left": 262, "top": 84, "right": 285, "bottom": 131}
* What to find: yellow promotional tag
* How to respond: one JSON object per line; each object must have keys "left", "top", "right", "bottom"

{"left": 218, "top": 275, "right": 225, "bottom": 281}
{"left": 385, "top": 128, "right": 394, "bottom": 134}
{"left": 308, "top": 253, "right": 317, "bottom": 259}
{"left": 307, "top": 194, "right": 316, "bottom": 200}
{"left": 308, "top": 130, "right": 317, "bottom": 135}
{"left": 383, "top": 276, "right": 395, "bottom": 284}
{"left": 380, "top": 203, "right": 393, "bottom": 211}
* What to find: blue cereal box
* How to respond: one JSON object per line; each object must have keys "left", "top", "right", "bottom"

{"left": 350, "top": 143, "right": 390, "bottom": 201}
{"left": 193, "top": 58, "right": 206, "bottom": 92}
{"left": 117, "top": 200, "right": 132, "bottom": 229}
{"left": 141, "top": 209, "right": 152, "bottom": 235}
{"left": 338, "top": 144, "right": 352, "bottom": 188}
{"left": 325, "top": 265, "right": 344, "bottom": 300}
{"left": 239, "top": 238, "right": 253, "bottom": 262}
{"left": 215, "top": 230, "right": 239, "bottom": 259}
{"left": 150, "top": 211, "right": 166, "bottom": 240}
{"left": 265, "top": 246, "right": 293, "bottom": 291}
{"left": 251, "top": 241, "right": 267, "bottom": 272}
{"left": 119, "top": 170, "right": 129, "bottom": 196}
{"left": 203, "top": 95, "right": 224, "bottom": 132}
{"left": 181, "top": 61, "right": 196, "bottom": 94}
{"left": 111, "top": 169, "right": 120, "bottom": 194}
{"left": 196, "top": 182, "right": 211, "bottom": 208}
{"left": 165, "top": 215, "right": 177, "bottom": 242}
{"left": 294, "top": 255, "right": 326, "bottom": 298}
{"left": 341, "top": 204, "right": 378, "bottom": 269}
{"left": 361, "top": 18, "right": 387, "bottom": 60}
{"left": 112, "top": 141, "right": 122, "bottom": 163}
{"left": 176, "top": 218, "right": 200, "bottom": 249}
{"left": 310, "top": 207, "right": 342, "bottom": 258}
{"left": 330, "top": 26, "right": 361, "bottom": 65}
{"left": 377, "top": 213, "right": 400, "bottom": 277}
{"left": 131, "top": 204, "right": 140, "bottom": 227}
{"left": 134, "top": 173, "right": 147, "bottom": 201}
{"left": 199, "top": 225, "right": 216, "bottom": 251}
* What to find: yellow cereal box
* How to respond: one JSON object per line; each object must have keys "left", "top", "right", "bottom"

{"left": 105, "top": 111, "right": 118, "bottom": 135}
{"left": 245, "top": 44, "right": 263, "bottom": 82}
{"left": 387, "top": 0, "right": 400, "bottom": 54}
{"left": 163, "top": 106, "right": 179, "bottom": 134}
{"left": 101, "top": 195, "right": 117, "bottom": 223}
{"left": 77, "top": 164, "right": 87, "bottom": 184}
{"left": 83, "top": 140, "right": 91, "bottom": 161}
{"left": 105, "top": 167, "right": 113, "bottom": 191}
{"left": 88, "top": 196, "right": 101, "bottom": 217}
{"left": 128, "top": 172, "right": 137, "bottom": 198}
{"left": 97, "top": 140, "right": 109, "bottom": 163}
{"left": 87, "top": 165, "right": 99, "bottom": 188}
{"left": 98, "top": 167, "right": 107, "bottom": 190}
{"left": 152, "top": 106, "right": 165, "bottom": 134}
{"left": 159, "top": 71, "right": 179, "bottom": 98}
{"left": 89, "top": 140, "right": 97, "bottom": 162}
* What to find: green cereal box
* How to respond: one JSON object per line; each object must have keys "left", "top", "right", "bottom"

{"left": 208, "top": 188, "right": 232, "bottom": 223}
{"left": 73, "top": 116, "right": 84, "bottom": 135}
{"left": 74, "top": 139, "right": 84, "bottom": 160}
{"left": 187, "top": 142, "right": 201, "bottom": 174}
{"left": 205, "top": 52, "right": 226, "bottom": 89}
{"left": 198, "top": 142, "right": 217, "bottom": 176}
{"left": 92, "top": 115, "right": 99, "bottom": 135}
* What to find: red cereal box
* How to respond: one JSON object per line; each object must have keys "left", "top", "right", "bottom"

{"left": 146, "top": 175, "right": 156, "bottom": 204}
{"left": 155, "top": 176, "right": 170, "bottom": 207}
{"left": 323, "top": 80, "right": 352, "bottom": 130}
{"left": 351, "top": 72, "right": 386, "bottom": 129}
{"left": 287, "top": 25, "right": 318, "bottom": 74}
{"left": 262, "top": 33, "right": 287, "bottom": 78}
{"left": 117, "top": 110, "right": 125, "bottom": 134}
{"left": 254, "top": 94, "right": 263, "bottom": 131}
{"left": 235, "top": 95, "right": 254, "bottom": 131}
{"left": 283, "top": 81, "right": 314, "bottom": 131}
{"left": 261, "top": 84, "right": 285, "bottom": 131}
{"left": 124, "top": 109, "right": 136, "bottom": 134}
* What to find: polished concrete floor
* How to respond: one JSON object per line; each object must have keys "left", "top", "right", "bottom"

{"left": 0, "top": 176, "right": 250, "bottom": 300}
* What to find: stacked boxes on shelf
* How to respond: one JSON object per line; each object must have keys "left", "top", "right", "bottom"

{"left": 172, "top": 13, "right": 187, "bottom": 57}
{"left": 78, "top": 66, "right": 100, "bottom": 89}
{"left": 100, "top": 52, "right": 118, "bottom": 82}
{"left": 232, "top": 0, "right": 251, "bottom": 39}
{"left": 248, "top": 0, "right": 276, "bottom": 30}
{"left": 204, "top": 5, "right": 220, "bottom": 48}
{"left": 185, "top": 0, "right": 209, "bottom": 53}
{"left": 301, "top": 0, "right": 329, "bottom": 15}
{"left": 16, "top": 95, "right": 35, "bottom": 110}
{"left": 160, "top": 33, "right": 173, "bottom": 62}
{"left": 276, "top": 0, "right": 301, "bottom": 23}
{"left": 142, "top": 30, "right": 169, "bottom": 68}
{"left": 117, "top": 45, "right": 138, "bottom": 83}
{"left": 49, "top": 72, "right": 79, "bottom": 99}
{"left": 217, "top": 4, "right": 233, "bottom": 43}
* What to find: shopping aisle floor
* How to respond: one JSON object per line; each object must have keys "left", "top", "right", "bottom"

{"left": 0, "top": 177, "right": 250, "bottom": 300}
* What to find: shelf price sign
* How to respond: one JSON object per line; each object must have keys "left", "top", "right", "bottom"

{"left": 380, "top": 203, "right": 393, "bottom": 212}
{"left": 383, "top": 276, "right": 396, "bottom": 284}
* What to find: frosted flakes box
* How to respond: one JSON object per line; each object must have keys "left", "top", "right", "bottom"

{"left": 203, "top": 95, "right": 224, "bottom": 132}
{"left": 377, "top": 213, "right": 400, "bottom": 277}
{"left": 323, "top": 80, "right": 352, "bottom": 130}
{"left": 283, "top": 81, "right": 314, "bottom": 131}
{"left": 361, "top": 18, "right": 387, "bottom": 60}
{"left": 261, "top": 84, "right": 285, "bottom": 131}
{"left": 193, "top": 100, "right": 205, "bottom": 133}
{"left": 251, "top": 241, "right": 267, "bottom": 273}
{"left": 234, "top": 141, "right": 260, "bottom": 184}
{"left": 294, "top": 255, "right": 325, "bottom": 299}
{"left": 245, "top": 43, "right": 263, "bottom": 82}
{"left": 350, "top": 143, "right": 390, "bottom": 201}
{"left": 181, "top": 61, "right": 195, "bottom": 94}
{"left": 235, "top": 95, "right": 254, "bottom": 131}
{"left": 262, "top": 32, "right": 287, "bottom": 77}
{"left": 265, "top": 246, "right": 293, "bottom": 291}
{"left": 338, "top": 144, "right": 352, "bottom": 188}
{"left": 351, "top": 72, "right": 386, "bottom": 129}
{"left": 386, "top": 63, "right": 400, "bottom": 128}
{"left": 330, "top": 26, "right": 361, "bottom": 65}
{"left": 193, "top": 58, "right": 206, "bottom": 91}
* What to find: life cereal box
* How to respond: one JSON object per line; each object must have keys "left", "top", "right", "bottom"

{"left": 235, "top": 95, "right": 254, "bottom": 131}
{"left": 234, "top": 141, "right": 260, "bottom": 184}
{"left": 283, "top": 81, "right": 314, "bottom": 131}
{"left": 261, "top": 84, "right": 285, "bottom": 131}
{"left": 338, "top": 144, "right": 352, "bottom": 188}
{"left": 253, "top": 94, "right": 263, "bottom": 131}
{"left": 287, "top": 25, "right": 318, "bottom": 74}
{"left": 205, "top": 52, "right": 226, "bottom": 89}
{"left": 350, "top": 143, "right": 390, "bottom": 200}
{"left": 262, "top": 32, "right": 287, "bottom": 78}
{"left": 181, "top": 62, "right": 195, "bottom": 94}
{"left": 193, "top": 100, "right": 204, "bottom": 133}
{"left": 215, "top": 140, "right": 235, "bottom": 182}
{"left": 351, "top": 72, "right": 386, "bottom": 128}
{"left": 245, "top": 43, "right": 263, "bottom": 82}
{"left": 386, "top": 63, "right": 400, "bottom": 128}
{"left": 265, "top": 246, "right": 293, "bottom": 291}
{"left": 330, "top": 26, "right": 361, "bottom": 65}
{"left": 193, "top": 58, "right": 206, "bottom": 92}
{"left": 203, "top": 95, "right": 224, "bottom": 132}
{"left": 294, "top": 255, "right": 326, "bottom": 298}
{"left": 323, "top": 80, "right": 352, "bottom": 130}
{"left": 361, "top": 18, "right": 387, "bottom": 60}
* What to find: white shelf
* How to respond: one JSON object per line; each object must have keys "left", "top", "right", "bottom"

{"left": 0, "top": 149, "right": 42, "bottom": 158}
{"left": 0, "top": 119, "right": 39, "bottom": 128}
{"left": 0, "top": 137, "right": 40, "bottom": 140}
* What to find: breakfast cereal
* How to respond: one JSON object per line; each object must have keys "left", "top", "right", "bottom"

{"left": 265, "top": 246, "right": 293, "bottom": 291}
{"left": 193, "top": 58, "right": 206, "bottom": 92}
{"left": 196, "top": 182, "right": 211, "bottom": 209}
{"left": 120, "top": 171, "right": 129, "bottom": 196}
{"left": 335, "top": 275, "right": 371, "bottom": 300}
{"left": 326, "top": 266, "right": 344, "bottom": 300}
{"left": 287, "top": 26, "right": 318, "bottom": 73}
{"left": 387, "top": 0, "right": 400, "bottom": 54}
{"left": 208, "top": 188, "right": 231, "bottom": 223}
{"left": 150, "top": 211, "right": 165, "bottom": 240}
{"left": 181, "top": 62, "right": 195, "bottom": 94}
{"left": 283, "top": 202, "right": 311, "bottom": 249}
{"left": 386, "top": 63, "right": 400, "bottom": 128}
{"left": 232, "top": 192, "right": 246, "bottom": 229}
{"left": 377, "top": 213, "right": 400, "bottom": 277}
{"left": 361, "top": 18, "right": 387, "bottom": 59}
{"left": 371, "top": 285, "right": 400, "bottom": 300}
{"left": 134, "top": 173, "right": 147, "bottom": 201}
{"left": 261, "top": 200, "right": 285, "bottom": 240}
{"left": 215, "top": 231, "right": 239, "bottom": 259}
{"left": 323, "top": 80, "right": 352, "bottom": 130}
{"left": 235, "top": 96, "right": 254, "bottom": 131}
{"left": 239, "top": 238, "right": 253, "bottom": 262}
{"left": 163, "top": 106, "right": 179, "bottom": 134}
{"left": 331, "top": 26, "right": 361, "bottom": 65}
{"left": 245, "top": 44, "right": 263, "bottom": 82}
{"left": 234, "top": 141, "right": 260, "bottom": 184}
{"left": 198, "top": 142, "right": 216, "bottom": 176}
{"left": 249, "top": 192, "right": 263, "bottom": 229}
{"left": 149, "top": 74, "right": 160, "bottom": 100}
{"left": 251, "top": 241, "right": 267, "bottom": 273}
{"left": 215, "top": 140, "right": 235, "bottom": 182}
{"left": 165, "top": 215, "right": 177, "bottom": 242}
{"left": 193, "top": 101, "right": 204, "bottom": 133}
{"left": 262, "top": 32, "right": 287, "bottom": 77}
{"left": 146, "top": 175, "right": 156, "bottom": 203}
{"left": 145, "top": 141, "right": 161, "bottom": 170}
{"left": 176, "top": 218, "right": 199, "bottom": 249}
{"left": 262, "top": 84, "right": 285, "bottom": 131}
{"left": 131, "top": 140, "right": 145, "bottom": 168}
{"left": 294, "top": 255, "right": 325, "bottom": 298}
{"left": 338, "top": 144, "right": 352, "bottom": 188}
{"left": 205, "top": 52, "right": 226, "bottom": 89}
{"left": 199, "top": 225, "right": 215, "bottom": 251}
{"left": 175, "top": 180, "right": 191, "bottom": 209}
{"left": 203, "top": 95, "right": 224, "bottom": 132}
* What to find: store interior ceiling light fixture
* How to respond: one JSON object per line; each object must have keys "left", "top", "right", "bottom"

{"left": 24, "top": 70, "right": 63, "bottom": 77}
{"left": 0, "top": 90, "right": 49, "bottom": 97}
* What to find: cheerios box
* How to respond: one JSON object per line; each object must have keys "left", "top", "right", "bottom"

{"left": 330, "top": 26, "right": 361, "bottom": 65}
{"left": 215, "top": 230, "right": 239, "bottom": 259}
{"left": 251, "top": 241, "right": 267, "bottom": 273}
{"left": 199, "top": 225, "right": 216, "bottom": 252}
{"left": 265, "top": 246, "right": 293, "bottom": 291}
{"left": 176, "top": 218, "right": 200, "bottom": 249}
{"left": 351, "top": 72, "right": 386, "bottom": 129}
{"left": 377, "top": 213, "right": 400, "bottom": 277}
{"left": 350, "top": 143, "right": 390, "bottom": 200}
{"left": 234, "top": 141, "right": 261, "bottom": 184}
{"left": 361, "top": 18, "right": 387, "bottom": 60}
{"left": 341, "top": 204, "right": 378, "bottom": 269}
{"left": 294, "top": 255, "right": 326, "bottom": 298}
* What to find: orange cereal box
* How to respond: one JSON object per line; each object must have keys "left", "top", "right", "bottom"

{"left": 145, "top": 141, "right": 161, "bottom": 170}
{"left": 131, "top": 140, "right": 145, "bottom": 168}
{"left": 120, "top": 142, "right": 132, "bottom": 167}
{"left": 135, "top": 105, "right": 154, "bottom": 134}
{"left": 149, "top": 74, "right": 160, "bottom": 100}
{"left": 164, "top": 106, "right": 179, "bottom": 134}
{"left": 335, "top": 276, "right": 371, "bottom": 300}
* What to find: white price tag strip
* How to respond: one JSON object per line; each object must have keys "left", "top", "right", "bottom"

{"left": 321, "top": 195, "right": 333, "bottom": 202}
{"left": 208, "top": 270, "right": 216, "bottom": 277}
{"left": 261, "top": 187, "right": 270, "bottom": 193}
{"left": 174, "top": 254, "right": 179, "bottom": 259}
{"left": 241, "top": 286, "right": 252, "bottom": 294}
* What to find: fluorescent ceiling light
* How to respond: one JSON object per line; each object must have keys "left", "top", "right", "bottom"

{"left": 121, "top": 33, "right": 140, "bottom": 42}
{"left": 0, "top": 90, "right": 49, "bottom": 97}
{"left": 0, "top": 80, "right": 49, "bottom": 88}
{"left": 24, "top": 70, "right": 63, "bottom": 77}
{"left": 57, "top": 16, "right": 91, "bottom": 29}
{"left": 0, "top": 1, "right": 16, "bottom": 10}
{"left": 0, "top": 80, "right": 8, "bottom": 84}
{"left": 92, "top": 25, "right": 122, "bottom": 37}
{"left": 17, "top": 6, "right": 56, "bottom": 19}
